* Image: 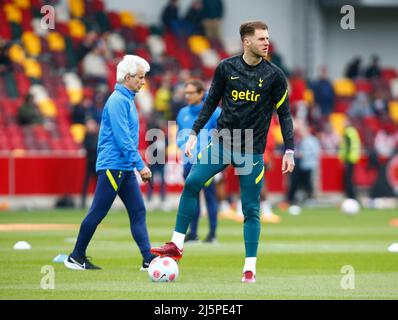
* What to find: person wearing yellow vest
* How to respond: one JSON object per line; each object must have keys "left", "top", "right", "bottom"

{"left": 339, "top": 119, "right": 361, "bottom": 199}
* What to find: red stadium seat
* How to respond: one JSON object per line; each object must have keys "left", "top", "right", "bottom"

{"left": 363, "top": 116, "right": 382, "bottom": 133}
{"left": 133, "top": 25, "right": 150, "bottom": 44}
{"left": 381, "top": 68, "right": 398, "bottom": 82}
{"left": 21, "top": 9, "right": 33, "bottom": 32}
{"left": 354, "top": 79, "right": 372, "bottom": 94}
{"left": 108, "top": 11, "right": 122, "bottom": 30}
{"left": 14, "top": 72, "right": 30, "bottom": 97}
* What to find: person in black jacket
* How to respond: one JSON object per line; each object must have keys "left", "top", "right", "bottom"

{"left": 81, "top": 119, "right": 99, "bottom": 209}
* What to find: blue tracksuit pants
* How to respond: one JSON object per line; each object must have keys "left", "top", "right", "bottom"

{"left": 72, "top": 169, "right": 152, "bottom": 261}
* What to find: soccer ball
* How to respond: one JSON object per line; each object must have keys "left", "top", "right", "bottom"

{"left": 288, "top": 205, "right": 302, "bottom": 216}
{"left": 341, "top": 198, "right": 360, "bottom": 215}
{"left": 148, "top": 256, "right": 179, "bottom": 282}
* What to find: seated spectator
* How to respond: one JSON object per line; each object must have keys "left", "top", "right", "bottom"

{"left": 371, "top": 91, "right": 388, "bottom": 117}
{"left": 0, "top": 37, "right": 12, "bottom": 76}
{"left": 82, "top": 45, "right": 109, "bottom": 86}
{"left": 347, "top": 92, "right": 373, "bottom": 119}
{"left": 345, "top": 56, "right": 363, "bottom": 79}
{"left": 71, "top": 96, "right": 93, "bottom": 124}
{"left": 161, "top": 0, "right": 182, "bottom": 35}
{"left": 17, "top": 94, "right": 43, "bottom": 126}
{"left": 90, "top": 92, "right": 104, "bottom": 124}
{"left": 75, "top": 31, "right": 98, "bottom": 64}
{"left": 185, "top": 0, "right": 205, "bottom": 36}
{"left": 365, "top": 55, "right": 381, "bottom": 79}
{"left": 312, "top": 66, "right": 335, "bottom": 116}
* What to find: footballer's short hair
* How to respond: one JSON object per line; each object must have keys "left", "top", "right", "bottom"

{"left": 185, "top": 79, "right": 205, "bottom": 93}
{"left": 239, "top": 21, "right": 268, "bottom": 41}
{"left": 116, "top": 55, "right": 150, "bottom": 82}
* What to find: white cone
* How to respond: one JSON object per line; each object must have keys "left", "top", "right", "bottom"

{"left": 53, "top": 254, "right": 68, "bottom": 263}
{"left": 388, "top": 243, "right": 398, "bottom": 252}
{"left": 13, "top": 241, "right": 32, "bottom": 250}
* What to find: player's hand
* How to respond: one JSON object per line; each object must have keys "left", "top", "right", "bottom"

{"left": 139, "top": 166, "right": 152, "bottom": 183}
{"left": 185, "top": 134, "right": 198, "bottom": 158}
{"left": 282, "top": 151, "right": 295, "bottom": 174}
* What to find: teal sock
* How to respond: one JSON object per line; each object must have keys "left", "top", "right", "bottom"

{"left": 175, "top": 191, "right": 198, "bottom": 234}
{"left": 243, "top": 216, "right": 261, "bottom": 257}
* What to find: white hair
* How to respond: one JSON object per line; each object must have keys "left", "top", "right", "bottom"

{"left": 116, "top": 55, "right": 150, "bottom": 82}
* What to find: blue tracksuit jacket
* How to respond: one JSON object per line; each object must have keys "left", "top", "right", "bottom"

{"left": 96, "top": 84, "right": 145, "bottom": 172}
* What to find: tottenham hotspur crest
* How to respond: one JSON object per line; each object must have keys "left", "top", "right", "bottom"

{"left": 258, "top": 78, "right": 264, "bottom": 88}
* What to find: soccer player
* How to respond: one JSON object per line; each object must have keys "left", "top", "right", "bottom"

{"left": 176, "top": 79, "right": 221, "bottom": 243}
{"left": 64, "top": 55, "right": 155, "bottom": 271}
{"left": 151, "top": 21, "right": 295, "bottom": 283}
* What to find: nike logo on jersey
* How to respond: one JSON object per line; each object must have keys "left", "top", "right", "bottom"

{"left": 253, "top": 161, "right": 260, "bottom": 166}
{"left": 230, "top": 76, "right": 240, "bottom": 80}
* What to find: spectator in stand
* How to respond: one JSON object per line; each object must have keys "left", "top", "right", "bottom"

{"left": 313, "top": 66, "right": 335, "bottom": 117}
{"left": 202, "top": 0, "right": 224, "bottom": 41}
{"left": 365, "top": 55, "right": 382, "bottom": 79}
{"left": 81, "top": 119, "right": 99, "bottom": 209}
{"left": 75, "top": 31, "right": 98, "bottom": 64}
{"left": 0, "top": 37, "right": 12, "bottom": 76}
{"left": 17, "top": 94, "right": 43, "bottom": 126}
{"left": 161, "top": 0, "right": 182, "bottom": 35}
{"left": 185, "top": 0, "right": 205, "bottom": 36}
{"left": 345, "top": 56, "right": 363, "bottom": 79}
{"left": 267, "top": 42, "right": 290, "bottom": 77}
{"left": 371, "top": 91, "right": 389, "bottom": 117}
{"left": 347, "top": 92, "right": 373, "bottom": 119}
{"left": 90, "top": 92, "right": 104, "bottom": 125}
{"left": 319, "top": 122, "right": 341, "bottom": 155}
{"left": 71, "top": 96, "right": 93, "bottom": 124}
{"left": 82, "top": 45, "right": 109, "bottom": 86}
{"left": 339, "top": 118, "right": 361, "bottom": 200}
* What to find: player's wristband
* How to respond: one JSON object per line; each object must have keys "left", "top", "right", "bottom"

{"left": 285, "top": 149, "right": 294, "bottom": 155}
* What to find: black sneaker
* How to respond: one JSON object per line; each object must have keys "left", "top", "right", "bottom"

{"left": 184, "top": 233, "right": 200, "bottom": 243}
{"left": 64, "top": 255, "right": 102, "bottom": 270}
{"left": 203, "top": 234, "right": 217, "bottom": 243}
{"left": 140, "top": 254, "right": 157, "bottom": 271}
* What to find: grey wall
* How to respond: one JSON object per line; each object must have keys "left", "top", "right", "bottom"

{"left": 100, "top": 1, "right": 398, "bottom": 80}
{"left": 323, "top": 7, "right": 398, "bottom": 79}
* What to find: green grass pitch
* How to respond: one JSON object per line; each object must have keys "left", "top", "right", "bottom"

{"left": 1, "top": 207, "right": 398, "bottom": 300}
